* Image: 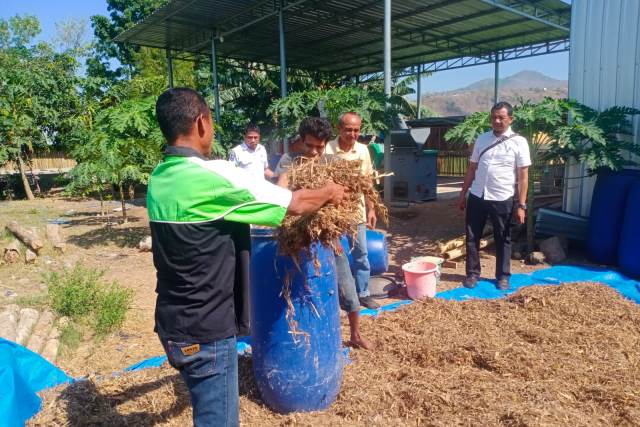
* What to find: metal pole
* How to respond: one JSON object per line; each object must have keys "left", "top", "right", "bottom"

{"left": 383, "top": 0, "right": 392, "bottom": 205}
{"left": 416, "top": 65, "right": 422, "bottom": 119}
{"left": 211, "top": 37, "right": 221, "bottom": 124}
{"left": 278, "top": 1, "right": 287, "bottom": 98}
{"left": 166, "top": 49, "right": 174, "bottom": 88}
{"left": 493, "top": 51, "right": 499, "bottom": 105}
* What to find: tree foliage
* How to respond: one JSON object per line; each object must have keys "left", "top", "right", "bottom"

{"left": 68, "top": 93, "right": 164, "bottom": 222}
{"left": 268, "top": 85, "right": 414, "bottom": 136}
{"left": 0, "top": 15, "right": 81, "bottom": 199}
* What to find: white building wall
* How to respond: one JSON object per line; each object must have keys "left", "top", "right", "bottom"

{"left": 564, "top": 0, "right": 640, "bottom": 216}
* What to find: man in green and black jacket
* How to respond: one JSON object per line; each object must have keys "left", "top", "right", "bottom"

{"left": 149, "top": 88, "right": 346, "bottom": 427}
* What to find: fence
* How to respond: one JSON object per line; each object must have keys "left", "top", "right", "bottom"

{"left": 437, "top": 151, "right": 468, "bottom": 176}
{"left": 436, "top": 151, "right": 564, "bottom": 196}
{"left": 0, "top": 152, "right": 76, "bottom": 174}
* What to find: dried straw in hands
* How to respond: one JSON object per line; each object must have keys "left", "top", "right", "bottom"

{"left": 276, "top": 156, "right": 388, "bottom": 260}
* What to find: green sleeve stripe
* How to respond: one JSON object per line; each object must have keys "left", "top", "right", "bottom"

{"left": 147, "top": 156, "right": 291, "bottom": 226}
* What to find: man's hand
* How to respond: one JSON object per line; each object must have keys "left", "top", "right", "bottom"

{"left": 457, "top": 192, "right": 467, "bottom": 211}
{"left": 324, "top": 182, "right": 347, "bottom": 205}
{"left": 366, "top": 209, "right": 377, "bottom": 229}
{"left": 516, "top": 206, "right": 526, "bottom": 224}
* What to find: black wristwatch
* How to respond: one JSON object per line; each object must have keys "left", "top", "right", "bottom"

{"left": 517, "top": 203, "right": 527, "bottom": 210}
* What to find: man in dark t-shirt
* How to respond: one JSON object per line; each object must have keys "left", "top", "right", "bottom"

{"left": 149, "top": 88, "right": 346, "bottom": 427}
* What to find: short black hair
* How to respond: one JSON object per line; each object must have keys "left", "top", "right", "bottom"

{"left": 155, "top": 88, "right": 211, "bottom": 144}
{"left": 298, "top": 117, "right": 333, "bottom": 142}
{"left": 491, "top": 101, "right": 513, "bottom": 117}
{"left": 245, "top": 123, "right": 260, "bottom": 135}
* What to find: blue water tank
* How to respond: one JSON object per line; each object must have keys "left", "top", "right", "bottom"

{"left": 618, "top": 181, "right": 640, "bottom": 278}
{"left": 340, "top": 229, "right": 389, "bottom": 276}
{"left": 587, "top": 170, "right": 640, "bottom": 264}
{"left": 250, "top": 228, "right": 343, "bottom": 413}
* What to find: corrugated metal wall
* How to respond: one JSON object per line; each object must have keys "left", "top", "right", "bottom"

{"left": 564, "top": 0, "right": 640, "bottom": 216}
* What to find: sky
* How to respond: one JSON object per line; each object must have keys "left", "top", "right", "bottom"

{"left": 1, "top": 0, "right": 569, "bottom": 93}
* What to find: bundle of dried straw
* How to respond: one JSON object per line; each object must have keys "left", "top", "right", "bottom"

{"left": 276, "top": 156, "right": 387, "bottom": 260}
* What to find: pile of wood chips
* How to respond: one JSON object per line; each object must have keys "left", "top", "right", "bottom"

{"left": 30, "top": 283, "right": 640, "bottom": 426}
{"left": 276, "top": 156, "right": 387, "bottom": 261}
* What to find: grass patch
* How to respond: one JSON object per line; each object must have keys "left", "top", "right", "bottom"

{"left": 94, "top": 284, "right": 133, "bottom": 337}
{"left": 27, "top": 208, "right": 39, "bottom": 215}
{"left": 15, "top": 294, "right": 50, "bottom": 310}
{"left": 59, "top": 322, "right": 82, "bottom": 354}
{"left": 0, "top": 228, "right": 14, "bottom": 242}
{"left": 45, "top": 264, "right": 132, "bottom": 337}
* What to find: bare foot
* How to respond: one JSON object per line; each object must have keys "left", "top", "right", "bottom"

{"left": 349, "top": 335, "right": 375, "bottom": 350}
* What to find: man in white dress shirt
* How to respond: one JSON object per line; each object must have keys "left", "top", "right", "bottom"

{"left": 457, "top": 102, "right": 531, "bottom": 290}
{"left": 229, "top": 123, "right": 275, "bottom": 180}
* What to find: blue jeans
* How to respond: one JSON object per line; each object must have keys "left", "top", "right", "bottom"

{"left": 349, "top": 223, "right": 371, "bottom": 298}
{"left": 161, "top": 336, "right": 239, "bottom": 427}
{"left": 335, "top": 250, "right": 360, "bottom": 312}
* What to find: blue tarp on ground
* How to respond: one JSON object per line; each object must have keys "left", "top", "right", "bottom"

{"left": 4, "top": 265, "right": 640, "bottom": 426}
{"left": 0, "top": 338, "right": 73, "bottom": 427}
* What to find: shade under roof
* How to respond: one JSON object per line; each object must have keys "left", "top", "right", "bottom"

{"left": 115, "top": 0, "right": 571, "bottom": 76}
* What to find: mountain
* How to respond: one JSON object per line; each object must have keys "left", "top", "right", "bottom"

{"left": 421, "top": 71, "right": 568, "bottom": 117}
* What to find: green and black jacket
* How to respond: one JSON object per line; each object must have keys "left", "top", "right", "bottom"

{"left": 147, "top": 146, "right": 291, "bottom": 342}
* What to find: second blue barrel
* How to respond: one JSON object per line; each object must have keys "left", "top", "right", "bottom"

{"left": 587, "top": 169, "right": 640, "bottom": 264}
{"left": 250, "top": 228, "right": 343, "bottom": 413}
{"left": 618, "top": 181, "right": 640, "bottom": 279}
{"left": 340, "top": 229, "right": 389, "bottom": 276}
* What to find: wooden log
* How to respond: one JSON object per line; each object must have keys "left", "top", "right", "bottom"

{"left": 3, "top": 240, "right": 20, "bottom": 264}
{"left": 438, "top": 227, "right": 493, "bottom": 255}
{"left": 45, "top": 223, "right": 65, "bottom": 253}
{"left": 444, "top": 237, "right": 495, "bottom": 260}
{"left": 6, "top": 221, "right": 43, "bottom": 253}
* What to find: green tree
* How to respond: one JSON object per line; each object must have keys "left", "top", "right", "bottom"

{"left": 446, "top": 98, "right": 640, "bottom": 251}
{"left": 0, "top": 15, "right": 81, "bottom": 200}
{"left": 268, "top": 85, "right": 413, "bottom": 136}
{"left": 68, "top": 92, "right": 164, "bottom": 222}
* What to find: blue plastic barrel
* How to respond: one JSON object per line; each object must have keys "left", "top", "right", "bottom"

{"left": 340, "top": 229, "right": 389, "bottom": 276}
{"left": 618, "top": 181, "right": 640, "bottom": 278}
{"left": 587, "top": 169, "right": 640, "bottom": 264}
{"left": 250, "top": 228, "right": 343, "bottom": 413}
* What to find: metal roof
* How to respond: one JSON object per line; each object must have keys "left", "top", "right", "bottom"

{"left": 115, "top": 0, "right": 571, "bottom": 76}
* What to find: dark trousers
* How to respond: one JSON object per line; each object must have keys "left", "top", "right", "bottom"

{"left": 465, "top": 193, "right": 513, "bottom": 280}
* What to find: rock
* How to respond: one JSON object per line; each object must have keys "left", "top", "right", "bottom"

{"left": 4, "top": 289, "right": 17, "bottom": 299}
{"left": 528, "top": 251, "right": 546, "bottom": 265}
{"left": 41, "top": 338, "right": 59, "bottom": 363}
{"left": 27, "top": 311, "right": 55, "bottom": 353}
{"left": 25, "top": 249, "right": 37, "bottom": 263}
{"left": 138, "top": 235, "right": 152, "bottom": 252}
{"left": 0, "top": 304, "right": 20, "bottom": 341}
{"left": 15, "top": 308, "right": 40, "bottom": 345}
{"left": 539, "top": 236, "right": 567, "bottom": 264}
{"left": 512, "top": 251, "right": 523, "bottom": 260}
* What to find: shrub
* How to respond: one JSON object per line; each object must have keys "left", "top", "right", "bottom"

{"left": 46, "top": 263, "right": 133, "bottom": 337}
{"left": 47, "top": 264, "right": 102, "bottom": 319}
{"left": 94, "top": 284, "right": 133, "bottom": 336}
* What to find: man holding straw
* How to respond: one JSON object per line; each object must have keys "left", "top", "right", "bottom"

{"left": 148, "top": 88, "right": 347, "bottom": 427}
{"left": 276, "top": 116, "right": 375, "bottom": 350}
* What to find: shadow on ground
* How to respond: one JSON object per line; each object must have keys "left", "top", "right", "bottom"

{"left": 67, "top": 224, "right": 149, "bottom": 248}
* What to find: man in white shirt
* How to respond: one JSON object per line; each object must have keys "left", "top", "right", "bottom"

{"left": 229, "top": 124, "right": 275, "bottom": 180}
{"left": 325, "top": 112, "right": 380, "bottom": 310}
{"left": 457, "top": 102, "right": 531, "bottom": 290}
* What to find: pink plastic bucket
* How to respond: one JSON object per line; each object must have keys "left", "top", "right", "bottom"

{"left": 402, "top": 261, "right": 439, "bottom": 300}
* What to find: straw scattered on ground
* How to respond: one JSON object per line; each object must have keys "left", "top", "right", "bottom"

{"left": 277, "top": 156, "right": 388, "bottom": 260}
{"left": 30, "top": 283, "right": 640, "bottom": 426}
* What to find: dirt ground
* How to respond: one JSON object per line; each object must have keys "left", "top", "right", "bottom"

{"left": 4, "top": 190, "right": 620, "bottom": 426}
{"left": 0, "top": 193, "right": 569, "bottom": 376}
